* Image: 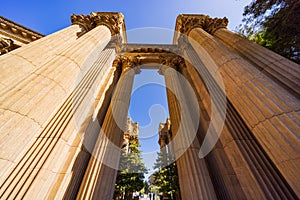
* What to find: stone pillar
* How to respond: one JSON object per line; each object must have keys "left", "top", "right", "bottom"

{"left": 77, "top": 56, "right": 140, "bottom": 200}
{"left": 161, "top": 56, "right": 217, "bottom": 200}
{"left": 213, "top": 28, "right": 300, "bottom": 98}
{"left": 35, "top": 48, "right": 118, "bottom": 199}
{"left": 0, "top": 15, "right": 91, "bottom": 93}
{"left": 187, "top": 25, "right": 299, "bottom": 198}
{"left": 0, "top": 14, "right": 116, "bottom": 199}
{"left": 177, "top": 36, "right": 247, "bottom": 199}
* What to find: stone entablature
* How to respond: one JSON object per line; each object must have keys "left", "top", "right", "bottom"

{"left": 0, "top": 16, "right": 44, "bottom": 55}
{"left": 114, "top": 44, "right": 185, "bottom": 71}
{"left": 120, "top": 44, "right": 177, "bottom": 54}
{"left": 0, "top": 16, "right": 44, "bottom": 45}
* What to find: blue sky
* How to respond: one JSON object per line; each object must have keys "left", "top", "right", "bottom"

{"left": 1, "top": 0, "right": 252, "bottom": 35}
{"left": 1, "top": 0, "right": 252, "bottom": 173}
{"left": 129, "top": 70, "right": 169, "bottom": 174}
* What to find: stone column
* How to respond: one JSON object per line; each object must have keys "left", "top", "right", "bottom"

{"left": 161, "top": 56, "right": 217, "bottom": 200}
{"left": 0, "top": 16, "right": 114, "bottom": 199}
{"left": 32, "top": 48, "right": 118, "bottom": 199}
{"left": 0, "top": 14, "right": 95, "bottom": 94}
{"left": 176, "top": 32, "right": 250, "bottom": 199}
{"left": 77, "top": 56, "right": 140, "bottom": 200}
{"left": 188, "top": 25, "right": 299, "bottom": 198}
{"left": 213, "top": 28, "right": 300, "bottom": 98}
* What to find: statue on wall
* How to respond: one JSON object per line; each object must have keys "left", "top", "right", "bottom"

{"left": 0, "top": 37, "right": 14, "bottom": 55}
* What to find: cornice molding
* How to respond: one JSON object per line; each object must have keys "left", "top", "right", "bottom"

{"left": 0, "top": 16, "right": 44, "bottom": 44}
{"left": 175, "top": 14, "right": 228, "bottom": 36}
{"left": 120, "top": 44, "right": 178, "bottom": 54}
{"left": 71, "top": 12, "right": 126, "bottom": 40}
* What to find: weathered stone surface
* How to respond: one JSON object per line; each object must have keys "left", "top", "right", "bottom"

{"left": 214, "top": 28, "right": 300, "bottom": 98}
{"left": 0, "top": 12, "right": 299, "bottom": 200}
{"left": 188, "top": 27, "right": 299, "bottom": 198}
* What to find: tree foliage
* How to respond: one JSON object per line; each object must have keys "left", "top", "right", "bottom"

{"left": 238, "top": 0, "right": 300, "bottom": 63}
{"left": 114, "top": 139, "right": 148, "bottom": 200}
{"left": 152, "top": 150, "right": 180, "bottom": 199}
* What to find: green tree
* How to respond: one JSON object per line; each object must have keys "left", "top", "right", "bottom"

{"left": 152, "top": 150, "right": 180, "bottom": 200}
{"left": 114, "top": 139, "right": 148, "bottom": 200}
{"left": 238, "top": 0, "right": 300, "bottom": 63}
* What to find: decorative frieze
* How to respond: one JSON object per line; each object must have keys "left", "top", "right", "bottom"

{"left": 120, "top": 44, "right": 177, "bottom": 54}
{"left": 0, "top": 16, "right": 44, "bottom": 55}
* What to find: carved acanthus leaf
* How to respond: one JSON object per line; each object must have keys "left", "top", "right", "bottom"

{"left": 159, "top": 55, "right": 185, "bottom": 70}
{"left": 71, "top": 14, "right": 95, "bottom": 37}
{"left": 204, "top": 17, "right": 228, "bottom": 34}
{"left": 114, "top": 55, "right": 141, "bottom": 73}
{"left": 176, "top": 14, "right": 228, "bottom": 35}
{"left": 91, "top": 12, "right": 124, "bottom": 36}
{"left": 71, "top": 12, "right": 125, "bottom": 37}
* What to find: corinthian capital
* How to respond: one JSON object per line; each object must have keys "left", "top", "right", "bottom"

{"left": 90, "top": 12, "right": 125, "bottom": 36}
{"left": 159, "top": 55, "right": 185, "bottom": 70}
{"left": 71, "top": 12, "right": 126, "bottom": 39}
{"left": 205, "top": 17, "right": 228, "bottom": 34}
{"left": 114, "top": 55, "right": 141, "bottom": 74}
{"left": 176, "top": 14, "right": 209, "bottom": 35}
{"left": 71, "top": 14, "right": 95, "bottom": 37}
{"left": 175, "top": 14, "right": 228, "bottom": 35}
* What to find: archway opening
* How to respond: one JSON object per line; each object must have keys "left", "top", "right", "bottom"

{"left": 113, "top": 69, "right": 181, "bottom": 200}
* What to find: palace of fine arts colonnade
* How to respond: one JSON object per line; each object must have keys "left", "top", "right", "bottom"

{"left": 0, "top": 12, "right": 299, "bottom": 199}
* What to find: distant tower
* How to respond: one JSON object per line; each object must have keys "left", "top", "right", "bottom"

{"left": 158, "top": 118, "right": 171, "bottom": 149}
{"left": 158, "top": 118, "right": 173, "bottom": 163}
{"left": 122, "top": 117, "right": 139, "bottom": 154}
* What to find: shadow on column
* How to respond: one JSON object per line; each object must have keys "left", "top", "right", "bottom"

{"left": 62, "top": 68, "right": 120, "bottom": 200}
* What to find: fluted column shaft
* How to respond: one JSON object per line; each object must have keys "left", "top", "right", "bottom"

{"left": 39, "top": 48, "right": 118, "bottom": 199}
{"left": 189, "top": 27, "right": 300, "bottom": 198}
{"left": 77, "top": 64, "right": 137, "bottom": 199}
{"left": 163, "top": 66, "right": 217, "bottom": 200}
{"left": 0, "top": 25, "right": 81, "bottom": 93}
{"left": 179, "top": 43, "right": 248, "bottom": 199}
{"left": 213, "top": 28, "right": 300, "bottom": 98}
{"left": 0, "top": 25, "right": 111, "bottom": 199}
